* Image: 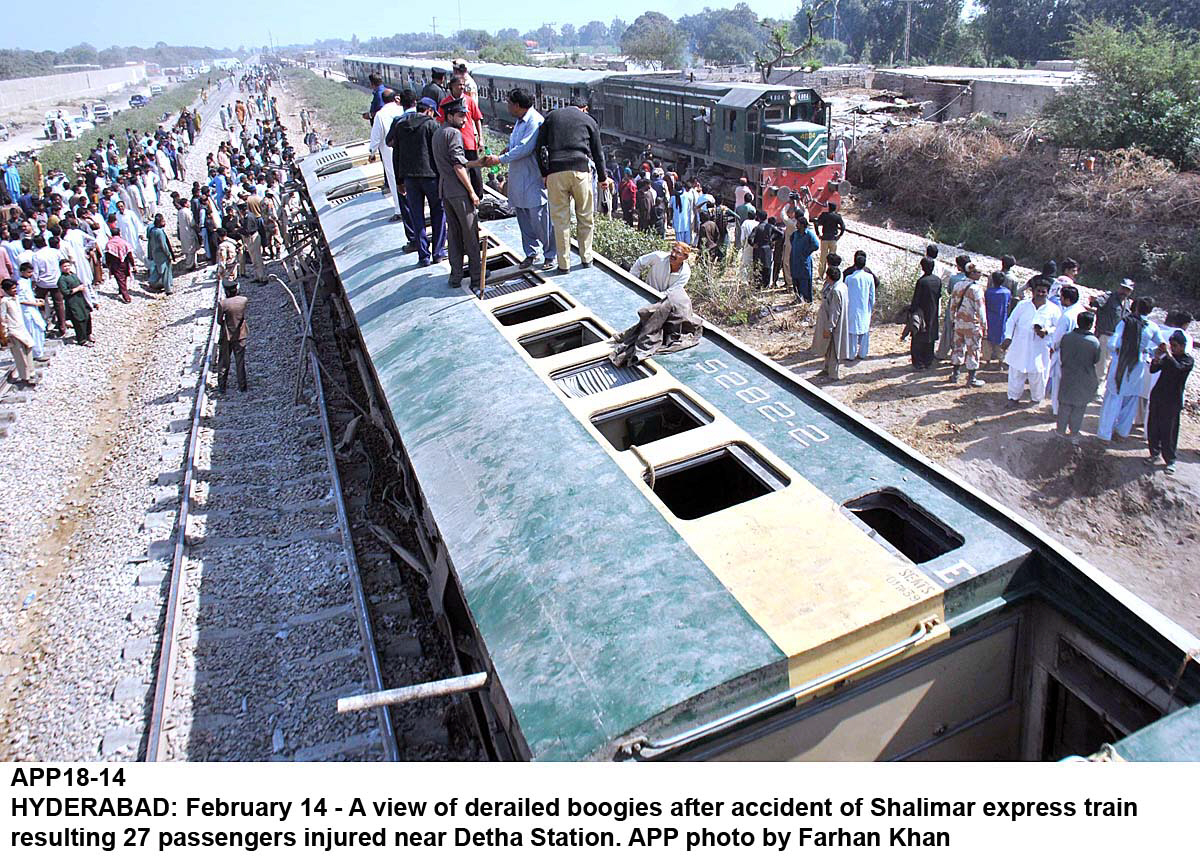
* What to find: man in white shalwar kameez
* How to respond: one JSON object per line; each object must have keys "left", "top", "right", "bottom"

{"left": 1049, "top": 284, "right": 1084, "bottom": 413}
{"left": 62, "top": 222, "right": 96, "bottom": 304}
{"left": 1002, "top": 277, "right": 1058, "bottom": 404}
{"left": 369, "top": 89, "right": 406, "bottom": 222}
{"left": 114, "top": 200, "right": 147, "bottom": 266}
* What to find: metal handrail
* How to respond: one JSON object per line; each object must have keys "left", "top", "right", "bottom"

{"left": 618, "top": 616, "right": 947, "bottom": 760}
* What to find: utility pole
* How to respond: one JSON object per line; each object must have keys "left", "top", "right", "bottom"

{"left": 833, "top": 0, "right": 840, "bottom": 44}
{"left": 457, "top": 0, "right": 462, "bottom": 33}
{"left": 903, "top": 0, "right": 914, "bottom": 64}
{"left": 431, "top": 17, "right": 438, "bottom": 37}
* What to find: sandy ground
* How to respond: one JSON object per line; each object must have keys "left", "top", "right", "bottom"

{"left": 0, "top": 75, "right": 170, "bottom": 161}
{"left": 727, "top": 288, "right": 1200, "bottom": 630}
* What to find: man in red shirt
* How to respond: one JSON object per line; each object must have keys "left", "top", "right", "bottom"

{"left": 438, "top": 76, "right": 485, "bottom": 197}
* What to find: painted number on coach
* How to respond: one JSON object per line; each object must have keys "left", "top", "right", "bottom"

{"left": 694, "top": 359, "right": 829, "bottom": 448}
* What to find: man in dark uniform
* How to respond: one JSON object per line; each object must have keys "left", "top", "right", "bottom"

{"left": 217, "top": 282, "right": 249, "bottom": 393}
{"left": 421, "top": 68, "right": 447, "bottom": 106}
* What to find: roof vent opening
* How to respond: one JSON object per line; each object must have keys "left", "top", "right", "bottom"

{"left": 843, "top": 489, "right": 963, "bottom": 564}
{"left": 494, "top": 294, "right": 573, "bottom": 326}
{"left": 592, "top": 392, "right": 711, "bottom": 450}
{"left": 481, "top": 271, "right": 545, "bottom": 300}
{"left": 553, "top": 359, "right": 652, "bottom": 398}
{"left": 518, "top": 319, "right": 609, "bottom": 359}
{"left": 648, "top": 444, "right": 787, "bottom": 520}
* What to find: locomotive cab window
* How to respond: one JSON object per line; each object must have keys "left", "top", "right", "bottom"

{"left": 747, "top": 111, "right": 759, "bottom": 132}
{"left": 765, "top": 107, "right": 784, "bottom": 123}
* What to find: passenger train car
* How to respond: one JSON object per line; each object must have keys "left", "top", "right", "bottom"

{"left": 342, "top": 54, "right": 840, "bottom": 218}
{"left": 296, "top": 144, "right": 1200, "bottom": 761}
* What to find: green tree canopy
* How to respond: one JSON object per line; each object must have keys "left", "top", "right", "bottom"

{"left": 1045, "top": 16, "right": 1200, "bottom": 168}
{"left": 621, "top": 12, "right": 684, "bottom": 69}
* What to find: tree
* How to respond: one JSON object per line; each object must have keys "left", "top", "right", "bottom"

{"left": 679, "top": 4, "right": 765, "bottom": 66}
{"left": 610, "top": 18, "right": 628, "bottom": 45}
{"left": 754, "top": 5, "right": 828, "bottom": 82}
{"left": 478, "top": 40, "right": 529, "bottom": 65}
{"left": 621, "top": 12, "right": 684, "bottom": 69}
{"left": 534, "top": 24, "right": 560, "bottom": 50}
{"left": 455, "top": 29, "right": 493, "bottom": 51}
{"left": 977, "top": 0, "right": 1082, "bottom": 65}
{"left": 794, "top": 0, "right": 869, "bottom": 57}
{"left": 579, "top": 21, "right": 609, "bottom": 46}
{"left": 1044, "top": 16, "right": 1200, "bottom": 168}
{"left": 497, "top": 28, "right": 520, "bottom": 41}
{"left": 560, "top": 24, "right": 577, "bottom": 48}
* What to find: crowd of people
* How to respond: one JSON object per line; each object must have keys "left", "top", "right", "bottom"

{"left": 0, "top": 65, "right": 288, "bottom": 395}
{"left": 358, "top": 60, "right": 1194, "bottom": 476}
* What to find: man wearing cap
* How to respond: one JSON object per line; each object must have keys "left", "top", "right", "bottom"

{"left": 390, "top": 97, "right": 446, "bottom": 266}
{"left": 1090, "top": 277, "right": 1134, "bottom": 388}
{"left": 438, "top": 77, "right": 485, "bottom": 198}
{"left": 452, "top": 59, "right": 477, "bottom": 101}
{"left": 535, "top": 96, "right": 610, "bottom": 272}
{"left": 432, "top": 99, "right": 483, "bottom": 290}
{"left": 482, "top": 88, "right": 555, "bottom": 269}
{"left": 421, "top": 68, "right": 447, "bottom": 106}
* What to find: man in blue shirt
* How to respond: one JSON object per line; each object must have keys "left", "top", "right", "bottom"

{"left": 363, "top": 72, "right": 385, "bottom": 123}
{"left": 484, "top": 89, "right": 556, "bottom": 269}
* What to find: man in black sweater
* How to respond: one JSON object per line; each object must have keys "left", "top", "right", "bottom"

{"left": 534, "top": 96, "right": 611, "bottom": 273}
{"left": 389, "top": 97, "right": 445, "bottom": 265}
{"left": 814, "top": 201, "right": 845, "bottom": 281}
{"left": 1146, "top": 330, "right": 1193, "bottom": 474}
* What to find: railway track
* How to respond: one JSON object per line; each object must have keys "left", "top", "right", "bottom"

{"left": 144, "top": 209, "right": 395, "bottom": 762}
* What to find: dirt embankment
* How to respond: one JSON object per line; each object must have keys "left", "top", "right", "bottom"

{"left": 848, "top": 123, "right": 1200, "bottom": 301}
{"left": 728, "top": 296, "right": 1200, "bottom": 630}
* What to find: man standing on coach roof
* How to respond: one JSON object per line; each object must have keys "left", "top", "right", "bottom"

{"left": 370, "top": 89, "right": 417, "bottom": 252}
{"left": 432, "top": 99, "right": 483, "bottom": 291}
{"left": 391, "top": 97, "right": 446, "bottom": 266}
{"left": 535, "top": 95, "right": 610, "bottom": 273}
{"left": 484, "top": 89, "right": 555, "bottom": 270}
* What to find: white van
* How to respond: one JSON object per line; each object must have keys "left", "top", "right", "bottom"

{"left": 149, "top": 84, "right": 165, "bottom": 96}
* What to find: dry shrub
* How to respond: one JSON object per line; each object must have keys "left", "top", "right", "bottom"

{"left": 849, "top": 123, "right": 1200, "bottom": 296}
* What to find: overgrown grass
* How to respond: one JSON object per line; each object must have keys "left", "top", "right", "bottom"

{"left": 875, "top": 252, "right": 923, "bottom": 325}
{"left": 283, "top": 67, "right": 370, "bottom": 145}
{"left": 18, "top": 77, "right": 205, "bottom": 188}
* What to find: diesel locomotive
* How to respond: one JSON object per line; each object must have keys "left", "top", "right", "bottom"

{"left": 342, "top": 55, "right": 842, "bottom": 218}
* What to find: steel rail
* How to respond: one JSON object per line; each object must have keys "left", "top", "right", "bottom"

{"left": 143, "top": 78, "right": 234, "bottom": 763}
{"left": 294, "top": 262, "right": 399, "bottom": 761}
{"left": 144, "top": 277, "right": 221, "bottom": 761}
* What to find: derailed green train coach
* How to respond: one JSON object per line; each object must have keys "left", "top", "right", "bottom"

{"left": 310, "top": 89, "right": 1200, "bottom": 765}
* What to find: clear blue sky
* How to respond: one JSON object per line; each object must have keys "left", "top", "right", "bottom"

{"left": 5, "top": 1, "right": 802, "bottom": 52}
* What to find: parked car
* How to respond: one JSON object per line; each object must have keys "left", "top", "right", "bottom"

{"left": 92, "top": 102, "right": 112, "bottom": 123}
{"left": 0, "top": 122, "right": 9, "bottom": 142}
{"left": 129, "top": 94, "right": 148, "bottom": 108}
{"left": 149, "top": 84, "right": 164, "bottom": 96}
{"left": 71, "top": 116, "right": 95, "bottom": 133}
